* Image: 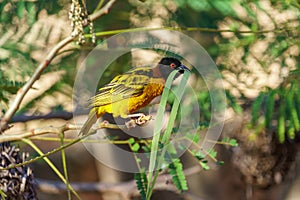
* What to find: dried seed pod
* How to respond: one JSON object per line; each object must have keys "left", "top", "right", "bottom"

{"left": 69, "top": 0, "right": 96, "bottom": 45}
{"left": 0, "top": 142, "right": 37, "bottom": 199}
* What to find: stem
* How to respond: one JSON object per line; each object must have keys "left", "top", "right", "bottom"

{"left": 22, "top": 139, "right": 81, "bottom": 199}
{"left": 85, "top": 26, "right": 285, "bottom": 38}
{"left": 146, "top": 70, "right": 178, "bottom": 198}
{"left": 60, "top": 133, "right": 71, "bottom": 199}
{"left": 147, "top": 71, "right": 190, "bottom": 199}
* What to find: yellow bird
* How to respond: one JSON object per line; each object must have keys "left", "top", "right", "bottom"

{"left": 79, "top": 57, "right": 189, "bottom": 135}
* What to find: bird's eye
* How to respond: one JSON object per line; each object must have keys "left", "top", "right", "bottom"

{"left": 170, "top": 63, "right": 176, "bottom": 68}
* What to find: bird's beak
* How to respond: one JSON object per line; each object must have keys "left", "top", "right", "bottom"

{"left": 177, "top": 65, "right": 190, "bottom": 73}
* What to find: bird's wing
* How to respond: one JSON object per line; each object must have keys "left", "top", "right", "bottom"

{"left": 90, "top": 67, "right": 153, "bottom": 107}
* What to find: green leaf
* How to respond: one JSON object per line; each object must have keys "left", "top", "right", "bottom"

{"left": 128, "top": 138, "right": 135, "bottom": 144}
{"left": 287, "top": 122, "right": 295, "bottom": 140}
{"left": 226, "top": 91, "right": 243, "bottom": 114}
{"left": 132, "top": 142, "right": 140, "bottom": 152}
{"left": 167, "top": 144, "right": 177, "bottom": 155}
{"left": 195, "top": 151, "right": 205, "bottom": 160}
{"left": 186, "top": 132, "right": 200, "bottom": 143}
{"left": 251, "top": 92, "right": 265, "bottom": 125}
{"left": 198, "top": 121, "right": 209, "bottom": 130}
{"left": 241, "top": 1, "right": 257, "bottom": 21}
{"left": 200, "top": 160, "right": 210, "bottom": 170}
{"left": 17, "top": 0, "right": 25, "bottom": 19}
{"left": 187, "top": 0, "right": 211, "bottom": 11}
{"left": 265, "top": 90, "right": 276, "bottom": 129}
{"left": 277, "top": 95, "right": 286, "bottom": 143}
{"left": 286, "top": 83, "right": 300, "bottom": 131}
{"left": 216, "top": 161, "right": 224, "bottom": 166}
{"left": 221, "top": 137, "right": 238, "bottom": 147}
{"left": 141, "top": 145, "right": 150, "bottom": 153}
{"left": 26, "top": 2, "right": 37, "bottom": 25}
{"left": 295, "top": 85, "right": 300, "bottom": 120}
{"left": 209, "top": 149, "right": 217, "bottom": 158}
{"left": 211, "top": 0, "right": 236, "bottom": 16}
{"left": 147, "top": 70, "right": 181, "bottom": 198}
{"left": 0, "top": 80, "right": 24, "bottom": 94}
{"left": 168, "top": 158, "right": 188, "bottom": 192}
{"left": 229, "top": 138, "right": 238, "bottom": 147}
{"left": 0, "top": 189, "right": 7, "bottom": 200}
{"left": 134, "top": 172, "right": 148, "bottom": 200}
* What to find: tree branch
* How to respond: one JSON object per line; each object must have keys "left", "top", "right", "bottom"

{"left": 0, "top": 123, "right": 80, "bottom": 143}
{"left": 0, "top": 0, "right": 117, "bottom": 133}
{"left": 0, "top": 119, "right": 137, "bottom": 143}
{"left": 0, "top": 36, "right": 73, "bottom": 133}
{"left": 89, "top": 0, "right": 116, "bottom": 22}
{"left": 36, "top": 165, "right": 204, "bottom": 200}
{"left": 10, "top": 111, "right": 74, "bottom": 123}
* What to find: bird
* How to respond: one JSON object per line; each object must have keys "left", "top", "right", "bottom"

{"left": 79, "top": 57, "right": 190, "bottom": 136}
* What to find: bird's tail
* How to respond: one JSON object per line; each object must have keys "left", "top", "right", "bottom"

{"left": 79, "top": 109, "right": 97, "bottom": 136}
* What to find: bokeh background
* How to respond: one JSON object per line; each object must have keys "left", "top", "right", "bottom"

{"left": 0, "top": 0, "right": 299, "bottom": 200}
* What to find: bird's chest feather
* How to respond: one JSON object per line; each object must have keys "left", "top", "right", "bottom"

{"left": 128, "top": 79, "right": 165, "bottom": 113}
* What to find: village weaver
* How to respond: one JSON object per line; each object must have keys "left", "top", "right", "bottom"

{"left": 79, "top": 57, "right": 189, "bottom": 135}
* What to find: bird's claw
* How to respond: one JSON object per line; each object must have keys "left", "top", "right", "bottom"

{"left": 125, "top": 113, "right": 153, "bottom": 129}
{"left": 100, "top": 120, "right": 109, "bottom": 127}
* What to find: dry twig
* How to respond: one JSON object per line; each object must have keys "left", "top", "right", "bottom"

{"left": 0, "top": 123, "right": 79, "bottom": 143}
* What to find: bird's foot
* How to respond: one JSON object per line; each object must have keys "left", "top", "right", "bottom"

{"left": 100, "top": 120, "right": 109, "bottom": 127}
{"left": 99, "top": 120, "right": 122, "bottom": 129}
{"left": 125, "top": 113, "right": 153, "bottom": 129}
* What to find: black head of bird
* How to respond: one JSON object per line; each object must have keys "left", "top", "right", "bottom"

{"left": 155, "top": 57, "right": 190, "bottom": 79}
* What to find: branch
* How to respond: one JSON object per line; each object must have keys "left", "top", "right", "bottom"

{"left": 0, "top": 0, "right": 117, "bottom": 133}
{"left": 10, "top": 111, "right": 74, "bottom": 123}
{"left": 0, "top": 36, "right": 73, "bottom": 132}
{"left": 0, "top": 120, "right": 133, "bottom": 143}
{"left": 89, "top": 26, "right": 286, "bottom": 38}
{"left": 36, "top": 165, "right": 204, "bottom": 200}
{"left": 0, "top": 123, "right": 80, "bottom": 143}
{"left": 89, "top": 0, "right": 116, "bottom": 22}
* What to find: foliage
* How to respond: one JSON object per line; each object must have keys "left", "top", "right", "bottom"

{"left": 131, "top": 70, "right": 236, "bottom": 199}
{"left": 251, "top": 80, "right": 300, "bottom": 142}
{"left": 174, "top": 0, "right": 237, "bottom": 28}
{"left": 1, "top": 0, "right": 299, "bottom": 199}
{"left": 0, "top": 0, "right": 77, "bottom": 115}
{"left": 134, "top": 172, "right": 148, "bottom": 200}
{"left": 213, "top": 0, "right": 300, "bottom": 142}
{"left": 168, "top": 158, "right": 188, "bottom": 192}
{"left": 0, "top": 69, "right": 24, "bottom": 108}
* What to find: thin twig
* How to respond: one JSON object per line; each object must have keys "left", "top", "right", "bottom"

{"left": 0, "top": 123, "right": 79, "bottom": 143}
{"left": 87, "top": 26, "right": 286, "bottom": 38}
{"left": 89, "top": 0, "right": 116, "bottom": 22}
{"left": 0, "top": 0, "right": 117, "bottom": 133}
{"left": 0, "top": 118, "right": 131, "bottom": 143}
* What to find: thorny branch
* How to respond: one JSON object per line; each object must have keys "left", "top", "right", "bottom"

{"left": 0, "top": 0, "right": 117, "bottom": 133}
